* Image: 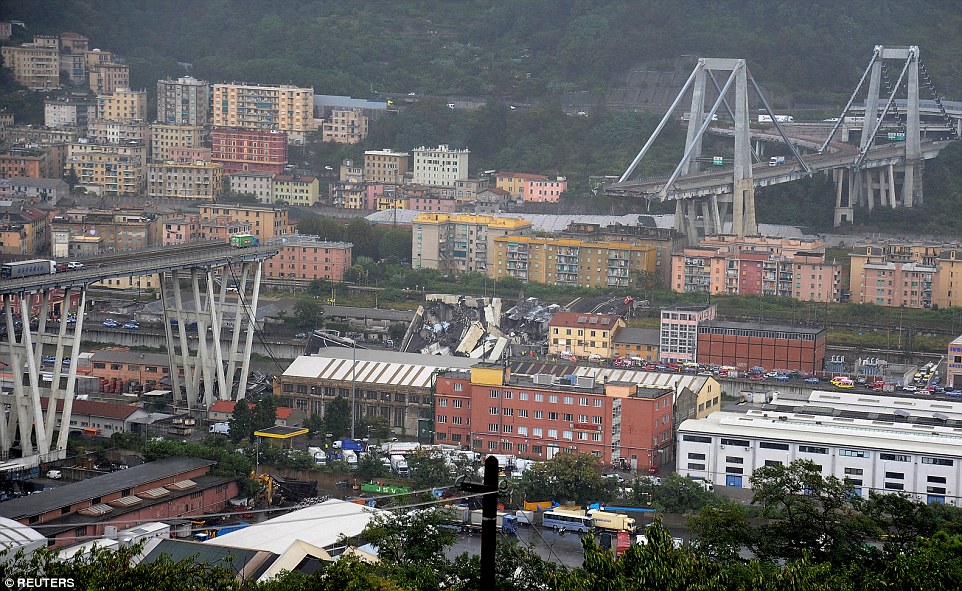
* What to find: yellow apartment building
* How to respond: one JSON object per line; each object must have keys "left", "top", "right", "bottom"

{"left": 1, "top": 42, "right": 59, "bottom": 90}
{"left": 146, "top": 161, "right": 225, "bottom": 200}
{"left": 547, "top": 312, "right": 627, "bottom": 359}
{"left": 97, "top": 88, "right": 148, "bottom": 122}
{"left": 273, "top": 175, "right": 320, "bottom": 206}
{"left": 66, "top": 142, "right": 147, "bottom": 196}
{"left": 88, "top": 63, "right": 130, "bottom": 95}
{"left": 363, "top": 149, "right": 409, "bottom": 184}
{"left": 149, "top": 124, "right": 205, "bottom": 162}
{"left": 491, "top": 235, "right": 657, "bottom": 289}
{"left": 412, "top": 212, "right": 532, "bottom": 273}
{"left": 321, "top": 108, "right": 369, "bottom": 144}
{"left": 211, "top": 83, "right": 316, "bottom": 138}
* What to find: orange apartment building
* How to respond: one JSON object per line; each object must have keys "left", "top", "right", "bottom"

{"left": 198, "top": 204, "right": 290, "bottom": 243}
{"left": 363, "top": 149, "right": 409, "bottom": 184}
{"left": 0, "top": 147, "right": 53, "bottom": 179}
{"left": 849, "top": 243, "right": 941, "bottom": 308}
{"left": 264, "top": 235, "right": 353, "bottom": 281}
{"left": 672, "top": 236, "right": 841, "bottom": 302}
{"left": 434, "top": 364, "right": 674, "bottom": 470}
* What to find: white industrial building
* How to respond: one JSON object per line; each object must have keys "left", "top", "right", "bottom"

{"left": 677, "top": 390, "right": 962, "bottom": 505}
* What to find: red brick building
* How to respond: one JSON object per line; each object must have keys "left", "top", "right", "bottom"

{"left": 696, "top": 321, "right": 827, "bottom": 374}
{"left": 210, "top": 128, "right": 288, "bottom": 174}
{"left": 434, "top": 364, "right": 673, "bottom": 470}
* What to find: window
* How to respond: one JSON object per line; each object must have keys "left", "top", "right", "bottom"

{"left": 683, "top": 434, "right": 711, "bottom": 443}
{"left": 489, "top": 390, "right": 500, "bottom": 398}
{"left": 759, "top": 441, "right": 790, "bottom": 450}
{"left": 518, "top": 409, "right": 529, "bottom": 418}
{"left": 922, "top": 457, "right": 954, "bottom": 466}
{"left": 489, "top": 407, "right": 499, "bottom": 415}
{"left": 534, "top": 410, "right": 543, "bottom": 419}
{"left": 519, "top": 392, "right": 529, "bottom": 401}
{"left": 726, "top": 456, "right": 744, "bottom": 464}
{"left": 562, "top": 430, "right": 573, "bottom": 440}
{"left": 503, "top": 425, "right": 513, "bottom": 433}
{"left": 593, "top": 399, "right": 603, "bottom": 407}
{"left": 438, "top": 398, "right": 448, "bottom": 407}
{"left": 726, "top": 467, "right": 743, "bottom": 474}
{"left": 563, "top": 413, "right": 573, "bottom": 422}
{"left": 799, "top": 445, "right": 828, "bottom": 455}
{"left": 548, "top": 412, "right": 559, "bottom": 421}
{"left": 928, "top": 476, "right": 947, "bottom": 484}
{"left": 764, "top": 460, "right": 783, "bottom": 467}
{"left": 532, "top": 445, "right": 543, "bottom": 454}
{"left": 453, "top": 382, "right": 463, "bottom": 392}
{"left": 548, "top": 429, "right": 558, "bottom": 438}
{"left": 688, "top": 452, "right": 706, "bottom": 460}
{"left": 844, "top": 467, "right": 864, "bottom": 476}
{"left": 688, "top": 463, "right": 706, "bottom": 470}
{"left": 533, "top": 427, "right": 543, "bottom": 437}
{"left": 884, "top": 482, "right": 904, "bottom": 491}
{"left": 580, "top": 397, "right": 589, "bottom": 406}
{"left": 502, "top": 408, "right": 514, "bottom": 416}
{"left": 880, "top": 453, "right": 911, "bottom": 462}
{"left": 436, "top": 415, "right": 447, "bottom": 423}
{"left": 839, "top": 449, "right": 869, "bottom": 458}
{"left": 503, "top": 391, "right": 513, "bottom": 400}
{"left": 535, "top": 393, "right": 544, "bottom": 402}
{"left": 721, "top": 438, "right": 750, "bottom": 447}
{"left": 518, "top": 426, "right": 528, "bottom": 436}
{"left": 564, "top": 396, "right": 574, "bottom": 405}
{"left": 885, "top": 472, "right": 904, "bottom": 480}
{"left": 549, "top": 395, "right": 559, "bottom": 403}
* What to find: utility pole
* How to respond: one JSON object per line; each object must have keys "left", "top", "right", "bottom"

{"left": 459, "top": 456, "right": 500, "bottom": 589}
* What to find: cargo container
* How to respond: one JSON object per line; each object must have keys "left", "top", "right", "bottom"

{"left": 1, "top": 259, "right": 57, "bottom": 279}
{"left": 229, "top": 234, "right": 259, "bottom": 248}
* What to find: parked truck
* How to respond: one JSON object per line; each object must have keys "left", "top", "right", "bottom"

{"left": 333, "top": 439, "right": 366, "bottom": 452}
{"left": 587, "top": 509, "right": 636, "bottom": 532}
{"left": 769, "top": 156, "right": 786, "bottom": 166}
{"left": 229, "top": 234, "right": 259, "bottom": 248}
{"left": 342, "top": 449, "right": 358, "bottom": 470}
{"left": 307, "top": 446, "right": 327, "bottom": 465}
{"left": 209, "top": 422, "right": 230, "bottom": 435}
{"left": 390, "top": 454, "right": 409, "bottom": 477}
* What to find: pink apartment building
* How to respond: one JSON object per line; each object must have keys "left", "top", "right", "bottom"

{"left": 162, "top": 214, "right": 252, "bottom": 245}
{"left": 855, "top": 261, "right": 934, "bottom": 308}
{"left": 264, "top": 235, "right": 353, "bottom": 281}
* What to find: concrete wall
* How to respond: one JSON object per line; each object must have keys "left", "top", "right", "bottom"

{"left": 79, "top": 327, "right": 304, "bottom": 359}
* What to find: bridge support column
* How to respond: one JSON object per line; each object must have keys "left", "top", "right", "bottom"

{"left": 160, "top": 261, "right": 265, "bottom": 415}
{"left": 834, "top": 168, "right": 854, "bottom": 226}
{"left": 887, "top": 164, "right": 897, "bottom": 208}
{"left": 1, "top": 288, "right": 85, "bottom": 463}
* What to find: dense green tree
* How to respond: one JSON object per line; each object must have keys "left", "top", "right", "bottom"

{"left": 649, "top": 473, "right": 719, "bottom": 514}
{"left": 518, "top": 452, "right": 618, "bottom": 506}
{"left": 252, "top": 396, "right": 277, "bottom": 433}
{"left": 749, "top": 459, "right": 873, "bottom": 564}
{"left": 356, "top": 451, "right": 390, "bottom": 482}
{"left": 228, "top": 400, "right": 255, "bottom": 443}
{"left": 686, "top": 499, "right": 753, "bottom": 563}
{"left": 303, "top": 412, "right": 324, "bottom": 437}
{"left": 292, "top": 298, "right": 324, "bottom": 330}
{"left": 406, "top": 447, "right": 453, "bottom": 488}
{"left": 359, "top": 414, "right": 391, "bottom": 441}
{"left": 324, "top": 394, "right": 352, "bottom": 439}
{"left": 357, "top": 508, "right": 457, "bottom": 590}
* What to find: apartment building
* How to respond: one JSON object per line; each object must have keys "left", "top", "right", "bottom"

{"left": 264, "top": 235, "right": 352, "bottom": 281}
{"left": 1, "top": 40, "right": 59, "bottom": 90}
{"left": 546, "top": 312, "right": 627, "bottom": 359}
{"left": 88, "top": 63, "right": 130, "bottom": 95}
{"left": 611, "top": 327, "right": 660, "bottom": 362}
{"left": 0, "top": 206, "right": 48, "bottom": 256}
{"left": 59, "top": 32, "right": 89, "bottom": 54}
{"left": 363, "top": 149, "right": 409, "bottom": 184}
{"left": 933, "top": 249, "right": 962, "bottom": 310}
{"left": 146, "top": 160, "right": 225, "bottom": 200}
{"left": 5, "top": 177, "right": 69, "bottom": 204}
{"left": 210, "top": 128, "right": 288, "bottom": 174}
{"left": 321, "top": 108, "right": 369, "bottom": 144}
{"left": 44, "top": 97, "right": 96, "bottom": 128}
{"left": 492, "top": 235, "right": 658, "bottom": 289}
{"left": 412, "top": 212, "right": 533, "bottom": 273}
{"left": 559, "top": 222, "right": 677, "bottom": 285}
{"left": 412, "top": 145, "right": 469, "bottom": 187}
{"left": 0, "top": 146, "right": 55, "bottom": 179}
{"left": 96, "top": 88, "right": 148, "bottom": 122}
{"left": 672, "top": 236, "right": 841, "bottom": 302}
{"left": 51, "top": 209, "right": 158, "bottom": 251}
{"left": 65, "top": 141, "right": 147, "bottom": 196}
{"left": 659, "top": 304, "right": 717, "bottom": 364}
{"left": 849, "top": 243, "right": 944, "bottom": 308}
{"left": 365, "top": 184, "right": 406, "bottom": 211}
{"left": 86, "top": 119, "right": 149, "bottom": 145}
{"left": 406, "top": 187, "right": 457, "bottom": 213}
{"left": 273, "top": 175, "right": 319, "bottom": 206}
{"left": 148, "top": 124, "right": 204, "bottom": 162}
{"left": 228, "top": 171, "right": 275, "bottom": 204}
{"left": 161, "top": 217, "right": 203, "bottom": 245}
{"left": 211, "top": 83, "right": 316, "bottom": 141}
{"left": 156, "top": 76, "right": 210, "bottom": 128}
{"left": 435, "top": 365, "right": 673, "bottom": 469}
{"left": 198, "top": 204, "right": 290, "bottom": 243}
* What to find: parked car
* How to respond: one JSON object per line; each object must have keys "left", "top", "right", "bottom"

{"left": 294, "top": 332, "right": 308, "bottom": 339}
{"left": 123, "top": 321, "right": 140, "bottom": 330}
{"left": 774, "top": 374, "right": 790, "bottom": 382}
{"left": 804, "top": 377, "right": 820, "bottom": 384}
{"left": 102, "top": 319, "right": 119, "bottom": 328}
{"left": 41, "top": 355, "right": 57, "bottom": 365}
{"left": 902, "top": 385, "right": 918, "bottom": 393}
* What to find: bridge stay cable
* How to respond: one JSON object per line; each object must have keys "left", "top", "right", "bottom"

{"left": 706, "top": 69, "right": 761, "bottom": 164}
{"left": 748, "top": 70, "right": 812, "bottom": 174}
{"left": 855, "top": 49, "right": 914, "bottom": 170}
{"left": 819, "top": 49, "right": 881, "bottom": 154}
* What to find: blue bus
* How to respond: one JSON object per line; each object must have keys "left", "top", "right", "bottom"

{"left": 542, "top": 510, "right": 593, "bottom": 533}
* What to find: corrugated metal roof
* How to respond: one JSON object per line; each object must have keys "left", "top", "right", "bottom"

{"left": 508, "top": 361, "right": 713, "bottom": 392}
{"left": 283, "top": 348, "right": 479, "bottom": 388}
